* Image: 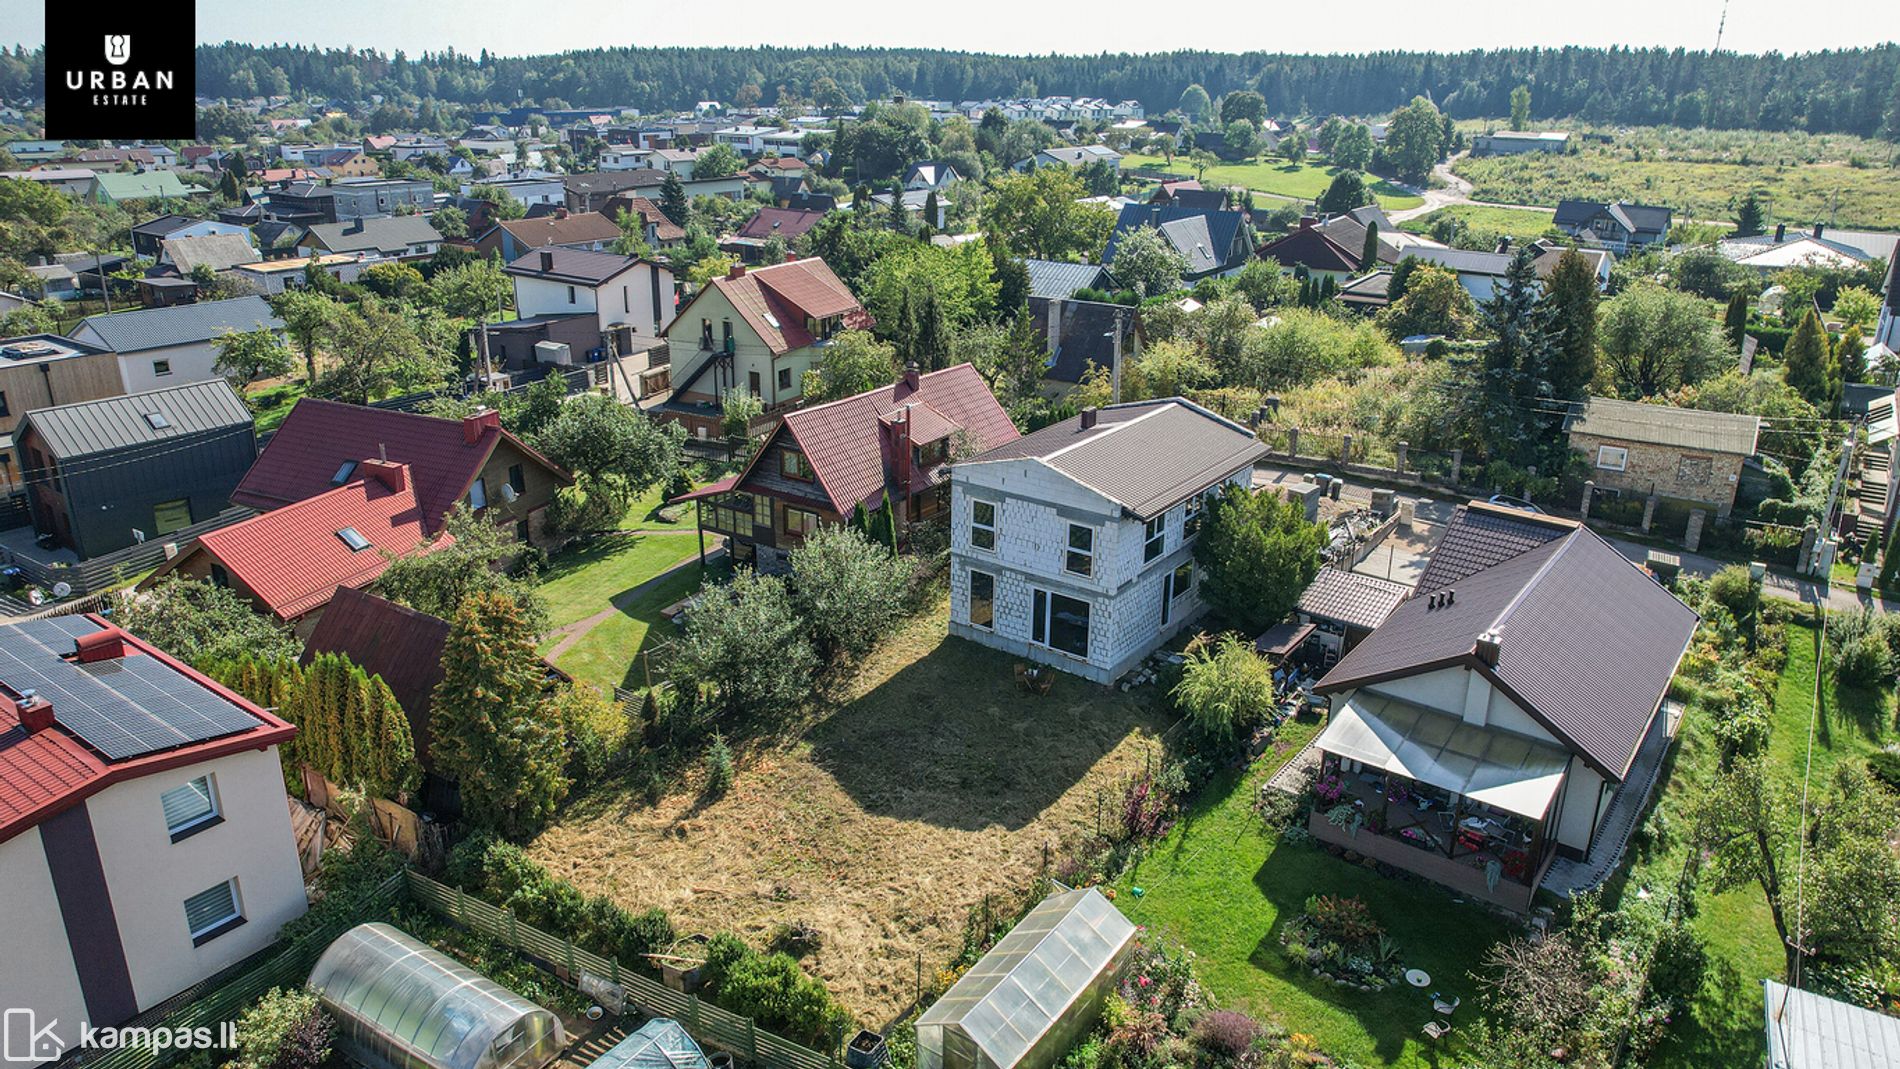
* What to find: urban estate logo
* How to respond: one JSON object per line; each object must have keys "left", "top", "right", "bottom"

{"left": 44, "top": 5, "right": 195, "bottom": 139}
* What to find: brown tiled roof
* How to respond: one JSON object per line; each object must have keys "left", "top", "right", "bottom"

{"left": 965, "top": 399, "right": 1268, "bottom": 520}
{"left": 495, "top": 211, "right": 621, "bottom": 249}
{"left": 736, "top": 207, "right": 826, "bottom": 242}
{"left": 301, "top": 587, "right": 450, "bottom": 765}
{"left": 1316, "top": 518, "right": 1699, "bottom": 780}
{"left": 1415, "top": 502, "right": 1576, "bottom": 593}
{"left": 677, "top": 258, "right": 870, "bottom": 356}
{"left": 1299, "top": 568, "right": 1408, "bottom": 631}
{"left": 1258, "top": 224, "right": 1362, "bottom": 273}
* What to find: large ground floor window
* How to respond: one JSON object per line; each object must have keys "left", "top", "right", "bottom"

{"left": 968, "top": 569, "right": 994, "bottom": 630}
{"left": 1032, "top": 588, "right": 1090, "bottom": 659}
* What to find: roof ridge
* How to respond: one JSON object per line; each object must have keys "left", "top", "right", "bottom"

{"left": 1488, "top": 530, "right": 1579, "bottom": 636}
{"left": 1040, "top": 404, "right": 1169, "bottom": 464}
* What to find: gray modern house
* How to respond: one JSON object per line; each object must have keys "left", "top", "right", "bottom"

{"left": 16, "top": 379, "right": 257, "bottom": 559}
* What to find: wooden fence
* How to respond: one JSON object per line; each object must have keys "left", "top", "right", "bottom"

{"left": 404, "top": 870, "right": 839, "bottom": 1069}
{"left": 58, "top": 872, "right": 406, "bottom": 1069}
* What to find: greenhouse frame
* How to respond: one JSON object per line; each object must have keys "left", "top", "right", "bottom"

{"left": 915, "top": 888, "right": 1137, "bottom": 1069}
{"left": 308, "top": 923, "right": 568, "bottom": 1069}
{"left": 590, "top": 1018, "right": 710, "bottom": 1069}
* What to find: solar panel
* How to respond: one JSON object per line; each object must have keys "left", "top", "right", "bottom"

{"left": 0, "top": 618, "right": 261, "bottom": 761}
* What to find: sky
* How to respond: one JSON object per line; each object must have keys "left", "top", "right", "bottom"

{"left": 2, "top": 0, "right": 1894, "bottom": 56}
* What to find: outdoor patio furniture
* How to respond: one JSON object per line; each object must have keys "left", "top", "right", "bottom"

{"left": 1404, "top": 969, "right": 1431, "bottom": 988}
{"left": 1422, "top": 1021, "right": 1451, "bottom": 1042}
{"left": 1015, "top": 663, "right": 1054, "bottom": 696}
{"left": 1434, "top": 995, "right": 1461, "bottom": 1016}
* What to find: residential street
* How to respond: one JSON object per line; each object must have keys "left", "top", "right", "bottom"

{"left": 1252, "top": 462, "right": 1886, "bottom": 613}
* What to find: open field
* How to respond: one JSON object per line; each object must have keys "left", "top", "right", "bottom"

{"left": 1617, "top": 613, "right": 1897, "bottom": 1069}
{"left": 1397, "top": 203, "right": 1557, "bottom": 241}
{"left": 1122, "top": 154, "right": 1424, "bottom": 210}
{"left": 1114, "top": 725, "right": 1513, "bottom": 1067}
{"left": 1453, "top": 149, "right": 1900, "bottom": 229}
{"left": 528, "top": 601, "right": 1172, "bottom": 1026}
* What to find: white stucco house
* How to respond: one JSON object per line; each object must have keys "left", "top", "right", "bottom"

{"left": 68, "top": 296, "right": 286, "bottom": 395}
{"left": 0, "top": 616, "right": 307, "bottom": 1066}
{"left": 948, "top": 398, "right": 1269, "bottom": 683}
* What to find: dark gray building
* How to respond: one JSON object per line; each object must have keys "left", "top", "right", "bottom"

{"left": 16, "top": 379, "right": 257, "bottom": 559}
{"left": 267, "top": 177, "right": 435, "bottom": 223}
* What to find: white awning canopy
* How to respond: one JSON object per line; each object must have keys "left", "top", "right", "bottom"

{"left": 1315, "top": 690, "right": 1569, "bottom": 820}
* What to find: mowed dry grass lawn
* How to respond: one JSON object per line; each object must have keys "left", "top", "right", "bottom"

{"left": 528, "top": 596, "right": 1171, "bottom": 1026}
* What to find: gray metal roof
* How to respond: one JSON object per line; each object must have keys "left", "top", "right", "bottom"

{"left": 964, "top": 398, "right": 1268, "bottom": 519}
{"left": 305, "top": 215, "right": 443, "bottom": 255}
{"left": 75, "top": 296, "right": 282, "bottom": 354}
{"left": 21, "top": 378, "right": 253, "bottom": 459}
{"left": 1024, "top": 259, "right": 1109, "bottom": 300}
{"left": 1317, "top": 516, "right": 1699, "bottom": 780}
{"left": 1764, "top": 980, "right": 1900, "bottom": 1069}
{"left": 1570, "top": 396, "right": 1761, "bottom": 456}
{"left": 1299, "top": 568, "right": 1408, "bottom": 631}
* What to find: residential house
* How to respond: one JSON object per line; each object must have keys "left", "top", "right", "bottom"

{"left": 1715, "top": 226, "right": 1872, "bottom": 273}
{"left": 1876, "top": 253, "right": 1900, "bottom": 355}
{"left": 64, "top": 148, "right": 155, "bottom": 171}
{"left": 1470, "top": 131, "right": 1571, "bottom": 156}
{"left": 1025, "top": 260, "right": 1112, "bottom": 302}
{"left": 1566, "top": 396, "right": 1760, "bottom": 519}
{"left": 468, "top": 175, "right": 567, "bottom": 209}
{"left": 0, "top": 615, "right": 306, "bottom": 1068}
{"left": 724, "top": 207, "right": 828, "bottom": 261}
{"left": 131, "top": 215, "right": 251, "bottom": 260}
{"left": 1396, "top": 242, "right": 1612, "bottom": 303}
{"left": 471, "top": 210, "right": 622, "bottom": 261}
{"left": 868, "top": 189, "right": 946, "bottom": 231}
{"left": 15, "top": 380, "right": 257, "bottom": 559}
{"left": 298, "top": 216, "right": 444, "bottom": 261}
{"left": 24, "top": 263, "right": 80, "bottom": 301}
{"left": 648, "top": 148, "right": 703, "bottom": 177}
{"left": 273, "top": 178, "right": 433, "bottom": 223}
{"left": 1015, "top": 145, "right": 1122, "bottom": 172}
{"left": 147, "top": 460, "right": 436, "bottom": 635}
{"left": 0, "top": 168, "right": 97, "bottom": 196}
{"left": 564, "top": 170, "right": 670, "bottom": 213}
{"left": 1, "top": 139, "right": 67, "bottom": 163}
{"left": 1104, "top": 202, "right": 1255, "bottom": 283}
{"left": 69, "top": 296, "right": 285, "bottom": 394}
{"left": 87, "top": 171, "right": 193, "bottom": 205}
{"left": 1150, "top": 180, "right": 1229, "bottom": 212}
{"left": 1307, "top": 501, "right": 1699, "bottom": 910}
{"left": 1552, "top": 200, "right": 1672, "bottom": 252}
{"left": 903, "top": 161, "right": 962, "bottom": 191}
{"left": 600, "top": 147, "right": 655, "bottom": 171}
{"left": 1029, "top": 298, "right": 1139, "bottom": 393}
{"left": 600, "top": 194, "right": 687, "bottom": 248}
{"left": 0, "top": 334, "right": 127, "bottom": 491}
{"left": 680, "top": 363, "right": 1017, "bottom": 571}
{"left": 231, "top": 402, "right": 573, "bottom": 548}
{"left": 159, "top": 233, "right": 260, "bottom": 277}
{"left": 948, "top": 398, "right": 1268, "bottom": 683}
{"left": 1256, "top": 218, "right": 1364, "bottom": 285}
{"left": 659, "top": 259, "right": 874, "bottom": 436}
{"left": 473, "top": 249, "right": 677, "bottom": 401}
{"left": 232, "top": 254, "right": 371, "bottom": 295}
{"left": 1294, "top": 567, "right": 1408, "bottom": 660}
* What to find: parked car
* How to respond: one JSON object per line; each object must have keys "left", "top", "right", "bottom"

{"left": 1488, "top": 494, "right": 1543, "bottom": 514}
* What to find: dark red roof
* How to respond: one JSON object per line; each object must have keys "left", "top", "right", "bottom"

{"left": 191, "top": 467, "right": 443, "bottom": 619}
{"left": 736, "top": 208, "right": 826, "bottom": 243}
{"left": 669, "top": 258, "right": 871, "bottom": 356}
{"left": 302, "top": 587, "right": 450, "bottom": 765}
{"left": 1258, "top": 224, "right": 1363, "bottom": 273}
{"left": 232, "top": 399, "right": 570, "bottom": 530}
{"left": 0, "top": 617, "right": 295, "bottom": 845}
{"left": 740, "top": 364, "right": 1019, "bottom": 513}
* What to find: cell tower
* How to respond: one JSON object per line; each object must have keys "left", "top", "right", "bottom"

{"left": 1715, "top": 0, "right": 1730, "bottom": 51}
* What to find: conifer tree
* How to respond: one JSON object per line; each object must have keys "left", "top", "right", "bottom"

{"left": 1724, "top": 290, "right": 1751, "bottom": 351}
{"left": 1544, "top": 248, "right": 1601, "bottom": 401}
{"left": 1360, "top": 221, "right": 1380, "bottom": 271}
{"left": 1782, "top": 309, "right": 1836, "bottom": 411}
{"left": 1479, "top": 248, "right": 1559, "bottom": 466}
{"left": 658, "top": 172, "right": 689, "bottom": 227}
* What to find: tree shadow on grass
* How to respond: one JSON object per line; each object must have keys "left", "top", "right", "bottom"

{"left": 807, "top": 634, "right": 1166, "bottom": 832}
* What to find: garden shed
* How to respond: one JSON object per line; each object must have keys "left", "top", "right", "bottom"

{"left": 308, "top": 923, "right": 567, "bottom": 1069}
{"left": 590, "top": 1019, "right": 709, "bottom": 1069}
{"left": 915, "top": 887, "right": 1136, "bottom": 1069}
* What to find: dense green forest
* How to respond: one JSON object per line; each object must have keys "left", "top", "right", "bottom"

{"left": 5, "top": 42, "right": 1900, "bottom": 139}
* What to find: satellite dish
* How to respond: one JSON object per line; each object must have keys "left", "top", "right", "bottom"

{"left": 52, "top": 582, "right": 72, "bottom": 599}
{"left": 499, "top": 483, "right": 519, "bottom": 504}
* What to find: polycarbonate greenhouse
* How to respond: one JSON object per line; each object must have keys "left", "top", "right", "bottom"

{"left": 915, "top": 888, "right": 1137, "bottom": 1069}
{"left": 591, "top": 1019, "right": 708, "bottom": 1069}
{"left": 308, "top": 923, "right": 568, "bottom": 1069}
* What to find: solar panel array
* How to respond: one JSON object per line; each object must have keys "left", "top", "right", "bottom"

{"left": 0, "top": 617, "right": 261, "bottom": 761}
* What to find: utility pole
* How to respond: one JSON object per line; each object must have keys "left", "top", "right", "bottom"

{"left": 1107, "top": 306, "right": 1125, "bottom": 405}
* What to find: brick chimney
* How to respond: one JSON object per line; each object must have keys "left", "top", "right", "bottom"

{"left": 1812, "top": 223, "right": 1824, "bottom": 239}
{"left": 540, "top": 249, "right": 555, "bottom": 271}
{"left": 74, "top": 629, "right": 126, "bottom": 664}
{"left": 727, "top": 263, "right": 747, "bottom": 280}
{"left": 17, "top": 693, "right": 56, "bottom": 734}
{"left": 1299, "top": 215, "right": 1316, "bottom": 230}
{"left": 359, "top": 458, "right": 409, "bottom": 492}
{"left": 892, "top": 405, "right": 914, "bottom": 496}
{"left": 1080, "top": 407, "right": 1099, "bottom": 429}
{"left": 902, "top": 361, "right": 921, "bottom": 392}
{"left": 463, "top": 409, "right": 502, "bottom": 444}
{"left": 555, "top": 207, "right": 569, "bottom": 219}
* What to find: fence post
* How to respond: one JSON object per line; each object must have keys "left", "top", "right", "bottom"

{"left": 1340, "top": 434, "right": 1353, "bottom": 465}
{"left": 748, "top": 1019, "right": 758, "bottom": 1062}
{"left": 455, "top": 885, "right": 466, "bottom": 924}
{"left": 507, "top": 909, "right": 519, "bottom": 948}
{"left": 1449, "top": 448, "right": 1463, "bottom": 485}
{"left": 1286, "top": 427, "right": 1299, "bottom": 458}
{"left": 1395, "top": 441, "right": 1408, "bottom": 475}
{"left": 689, "top": 994, "right": 702, "bottom": 1034}
{"left": 1580, "top": 480, "right": 1595, "bottom": 521}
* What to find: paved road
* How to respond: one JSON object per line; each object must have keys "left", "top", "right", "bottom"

{"left": 1252, "top": 462, "right": 1886, "bottom": 613}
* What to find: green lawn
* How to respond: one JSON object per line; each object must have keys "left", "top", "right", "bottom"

{"left": 1123, "top": 154, "right": 1424, "bottom": 211}
{"left": 551, "top": 564, "right": 705, "bottom": 692}
{"left": 619, "top": 481, "right": 694, "bottom": 530}
{"left": 247, "top": 380, "right": 309, "bottom": 433}
{"left": 537, "top": 531, "right": 703, "bottom": 634}
{"left": 1620, "top": 614, "right": 1897, "bottom": 1069}
{"left": 1397, "top": 203, "right": 1558, "bottom": 240}
{"left": 1115, "top": 721, "right": 1513, "bottom": 1067}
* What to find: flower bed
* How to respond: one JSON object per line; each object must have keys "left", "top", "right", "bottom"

{"left": 1277, "top": 895, "right": 1405, "bottom": 993}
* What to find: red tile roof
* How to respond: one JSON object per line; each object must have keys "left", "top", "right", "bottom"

{"left": 195, "top": 468, "right": 443, "bottom": 619}
{"left": 736, "top": 208, "right": 826, "bottom": 243}
{"left": 0, "top": 618, "right": 295, "bottom": 845}
{"left": 232, "top": 398, "right": 570, "bottom": 530}
{"left": 675, "top": 258, "right": 871, "bottom": 356}
{"left": 739, "top": 364, "right": 1018, "bottom": 513}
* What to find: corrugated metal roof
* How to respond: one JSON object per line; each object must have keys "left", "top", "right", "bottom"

{"left": 21, "top": 378, "right": 253, "bottom": 459}
{"left": 1317, "top": 519, "right": 1699, "bottom": 780}
{"left": 504, "top": 247, "right": 645, "bottom": 285}
{"left": 75, "top": 295, "right": 282, "bottom": 354}
{"left": 965, "top": 399, "right": 1268, "bottom": 519}
{"left": 1764, "top": 980, "right": 1900, "bottom": 1069}
{"left": 162, "top": 233, "right": 257, "bottom": 274}
{"left": 1024, "top": 259, "right": 1110, "bottom": 300}
{"left": 1416, "top": 503, "right": 1577, "bottom": 593}
{"left": 305, "top": 215, "right": 443, "bottom": 255}
{"left": 1570, "top": 396, "right": 1761, "bottom": 455}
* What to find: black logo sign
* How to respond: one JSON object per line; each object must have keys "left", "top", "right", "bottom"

{"left": 44, "top": 5, "right": 196, "bottom": 140}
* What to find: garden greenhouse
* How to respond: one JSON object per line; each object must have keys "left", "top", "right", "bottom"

{"left": 915, "top": 887, "right": 1136, "bottom": 1069}
{"left": 308, "top": 923, "right": 568, "bottom": 1069}
{"left": 590, "top": 1018, "right": 709, "bottom": 1069}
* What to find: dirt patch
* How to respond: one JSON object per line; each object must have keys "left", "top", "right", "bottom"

{"left": 528, "top": 601, "right": 1170, "bottom": 1029}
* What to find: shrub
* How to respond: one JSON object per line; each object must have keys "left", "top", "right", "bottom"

{"left": 232, "top": 988, "right": 333, "bottom": 1069}
{"left": 1706, "top": 565, "right": 1760, "bottom": 622}
{"left": 555, "top": 683, "right": 632, "bottom": 787}
{"left": 1867, "top": 747, "right": 1900, "bottom": 793}
{"left": 1171, "top": 633, "right": 1276, "bottom": 742}
{"left": 1301, "top": 894, "right": 1382, "bottom": 947}
{"left": 669, "top": 571, "right": 817, "bottom": 722}
{"left": 1189, "top": 1010, "right": 1262, "bottom": 1059}
{"left": 704, "top": 733, "right": 735, "bottom": 797}
{"left": 702, "top": 939, "right": 850, "bottom": 1048}
{"left": 786, "top": 525, "right": 911, "bottom": 662}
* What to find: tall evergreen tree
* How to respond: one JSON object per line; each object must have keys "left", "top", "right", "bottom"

{"left": 914, "top": 287, "right": 949, "bottom": 370}
{"left": 1838, "top": 323, "right": 1868, "bottom": 385}
{"left": 1544, "top": 248, "right": 1600, "bottom": 401}
{"left": 1479, "top": 248, "right": 1559, "bottom": 466}
{"left": 887, "top": 181, "right": 910, "bottom": 234}
{"left": 1359, "top": 222, "right": 1380, "bottom": 271}
{"left": 658, "top": 172, "right": 689, "bottom": 227}
{"left": 1735, "top": 190, "right": 1766, "bottom": 238}
{"left": 1782, "top": 309, "right": 1837, "bottom": 411}
{"left": 922, "top": 189, "right": 940, "bottom": 232}
{"left": 429, "top": 592, "right": 568, "bottom": 836}
{"left": 1388, "top": 256, "right": 1419, "bottom": 302}
{"left": 1724, "top": 290, "right": 1751, "bottom": 351}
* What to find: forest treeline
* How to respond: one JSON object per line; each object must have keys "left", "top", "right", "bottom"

{"left": 3, "top": 42, "right": 1899, "bottom": 138}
